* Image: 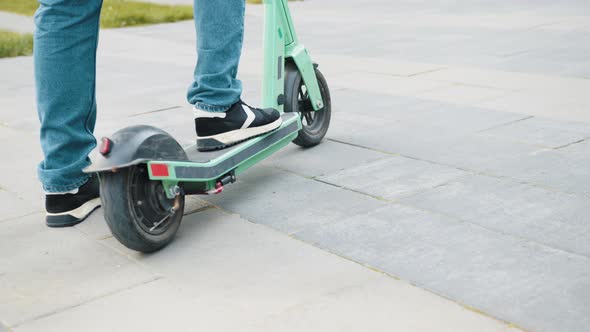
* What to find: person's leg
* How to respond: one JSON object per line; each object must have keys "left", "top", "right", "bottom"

{"left": 35, "top": 0, "right": 102, "bottom": 226}
{"left": 187, "top": 0, "right": 245, "bottom": 111}
{"left": 188, "top": 0, "right": 282, "bottom": 151}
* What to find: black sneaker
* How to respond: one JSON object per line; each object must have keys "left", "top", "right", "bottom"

{"left": 194, "top": 100, "right": 282, "bottom": 151}
{"left": 45, "top": 176, "right": 101, "bottom": 227}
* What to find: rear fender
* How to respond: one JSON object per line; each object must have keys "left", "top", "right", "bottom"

{"left": 83, "top": 125, "right": 188, "bottom": 173}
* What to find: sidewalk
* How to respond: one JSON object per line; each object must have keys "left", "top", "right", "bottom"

{"left": 1, "top": 1, "right": 590, "bottom": 331}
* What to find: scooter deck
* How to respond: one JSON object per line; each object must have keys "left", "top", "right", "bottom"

{"left": 147, "top": 113, "right": 300, "bottom": 182}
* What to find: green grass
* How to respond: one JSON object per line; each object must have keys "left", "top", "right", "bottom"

{"left": 0, "top": 0, "right": 290, "bottom": 57}
{"left": 0, "top": 30, "right": 33, "bottom": 58}
{"left": 0, "top": 0, "right": 193, "bottom": 28}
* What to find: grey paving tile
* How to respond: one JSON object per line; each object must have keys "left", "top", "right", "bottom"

{"left": 250, "top": 275, "right": 516, "bottom": 332}
{"left": 203, "top": 166, "right": 387, "bottom": 234}
{"left": 295, "top": 204, "right": 590, "bottom": 332}
{"left": 0, "top": 127, "right": 43, "bottom": 201}
{"left": 0, "top": 12, "right": 34, "bottom": 33}
{"left": 0, "top": 57, "right": 33, "bottom": 89}
{"left": 96, "top": 209, "right": 378, "bottom": 324}
{"left": 0, "top": 189, "right": 40, "bottom": 223}
{"left": 399, "top": 173, "right": 590, "bottom": 256}
{"left": 0, "top": 321, "right": 11, "bottom": 332}
{"left": 318, "top": 155, "right": 466, "bottom": 201}
{"left": 330, "top": 122, "right": 542, "bottom": 181}
{"left": 0, "top": 213, "right": 156, "bottom": 326}
{"left": 263, "top": 139, "right": 388, "bottom": 178}
{"left": 73, "top": 208, "right": 111, "bottom": 241}
{"left": 480, "top": 116, "right": 590, "bottom": 148}
{"left": 15, "top": 207, "right": 515, "bottom": 332}
{"left": 490, "top": 139, "right": 590, "bottom": 196}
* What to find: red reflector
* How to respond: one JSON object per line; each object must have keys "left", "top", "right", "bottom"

{"left": 150, "top": 164, "right": 169, "bottom": 177}
{"left": 99, "top": 137, "right": 112, "bottom": 155}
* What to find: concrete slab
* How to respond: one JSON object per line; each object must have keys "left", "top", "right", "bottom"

{"left": 14, "top": 208, "right": 518, "bottom": 332}
{"left": 0, "top": 12, "right": 34, "bottom": 34}
{"left": 414, "top": 83, "right": 514, "bottom": 106}
{"left": 0, "top": 213, "right": 157, "bottom": 326}
{"left": 0, "top": 189, "right": 39, "bottom": 223}
{"left": 263, "top": 139, "right": 388, "bottom": 178}
{"left": 499, "top": 139, "right": 590, "bottom": 196}
{"left": 203, "top": 166, "right": 387, "bottom": 234}
{"left": 0, "top": 126, "right": 43, "bottom": 201}
{"left": 480, "top": 116, "right": 590, "bottom": 149}
{"left": 399, "top": 173, "right": 590, "bottom": 256}
{"left": 476, "top": 91, "right": 590, "bottom": 124}
{"left": 295, "top": 204, "right": 590, "bottom": 332}
{"left": 318, "top": 155, "right": 466, "bottom": 201}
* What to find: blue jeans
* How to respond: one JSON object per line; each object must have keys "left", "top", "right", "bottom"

{"left": 34, "top": 0, "right": 245, "bottom": 192}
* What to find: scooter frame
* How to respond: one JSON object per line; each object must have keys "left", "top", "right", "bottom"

{"left": 144, "top": 0, "right": 325, "bottom": 199}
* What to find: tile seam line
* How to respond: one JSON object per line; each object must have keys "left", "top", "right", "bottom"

{"left": 327, "top": 138, "right": 583, "bottom": 196}
{"left": 391, "top": 199, "right": 590, "bottom": 261}
{"left": 129, "top": 105, "right": 182, "bottom": 117}
{"left": 476, "top": 115, "right": 535, "bottom": 133}
{"left": 554, "top": 136, "right": 590, "bottom": 149}
{"left": 294, "top": 175, "right": 590, "bottom": 262}
{"left": 281, "top": 229, "right": 528, "bottom": 332}
{"left": 201, "top": 204, "right": 527, "bottom": 331}
{"left": 9, "top": 276, "right": 163, "bottom": 328}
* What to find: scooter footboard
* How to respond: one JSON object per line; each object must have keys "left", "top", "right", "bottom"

{"left": 147, "top": 112, "right": 300, "bottom": 184}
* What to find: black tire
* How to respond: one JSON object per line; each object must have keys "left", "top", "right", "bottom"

{"left": 284, "top": 63, "right": 331, "bottom": 147}
{"left": 99, "top": 164, "right": 184, "bottom": 253}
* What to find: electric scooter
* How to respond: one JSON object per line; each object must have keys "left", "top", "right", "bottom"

{"left": 84, "top": 0, "right": 331, "bottom": 253}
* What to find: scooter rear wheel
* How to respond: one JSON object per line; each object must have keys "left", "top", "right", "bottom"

{"left": 284, "top": 63, "right": 331, "bottom": 147}
{"left": 99, "top": 164, "right": 184, "bottom": 253}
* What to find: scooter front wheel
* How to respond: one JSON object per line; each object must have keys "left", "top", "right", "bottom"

{"left": 99, "top": 164, "right": 184, "bottom": 253}
{"left": 284, "top": 63, "right": 331, "bottom": 147}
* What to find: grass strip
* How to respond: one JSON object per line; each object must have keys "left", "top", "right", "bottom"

{"left": 0, "top": 0, "right": 193, "bottom": 28}
{"left": 0, "top": 30, "right": 33, "bottom": 58}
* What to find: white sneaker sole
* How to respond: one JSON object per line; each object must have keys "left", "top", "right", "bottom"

{"left": 197, "top": 117, "right": 283, "bottom": 150}
{"left": 46, "top": 198, "right": 101, "bottom": 219}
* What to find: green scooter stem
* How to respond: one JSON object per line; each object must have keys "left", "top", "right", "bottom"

{"left": 262, "top": 0, "right": 324, "bottom": 112}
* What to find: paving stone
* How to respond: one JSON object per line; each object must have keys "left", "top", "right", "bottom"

{"left": 100, "top": 208, "right": 378, "bottom": 322}
{"left": 476, "top": 91, "right": 590, "bottom": 124}
{"left": 0, "top": 127, "right": 43, "bottom": 201}
{"left": 416, "top": 65, "right": 590, "bottom": 92}
{"left": 0, "top": 189, "right": 40, "bottom": 223}
{"left": 203, "top": 166, "right": 387, "bottom": 234}
{"left": 0, "top": 56, "right": 33, "bottom": 89}
{"left": 0, "top": 12, "right": 34, "bottom": 33}
{"left": 500, "top": 139, "right": 590, "bottom": 196}
{"left": 399, "top": 173, "right": 590, "bottom": 256}
{"left": 0, "top": 322, "right": 11, "bottom": 332}
{"left": 295, "top": 204, "right": 590, "bottom": 332}
{"left": 73, "top": 208, "right": 111, "bottom": 240}
{"left": 263, "top": 139, "right": 388, "bottom": 178}
{"left": 318, "top": 155, "right": 466, "bottom": 201}
{"left": 327, "top": 89, "right": 528, "bottom": 148}
{"left": 414, "top": 84, "right": 514, "bottom": 106}
{"left": 328, "top": 71, "right": 449, "bottom": 97}
{"left": 15, "top": 208, "right": 516, "bottom": 332}
{"left": 0, "top": 213, "right": 156, "bottom": 326}
{"left": 250, "top": 275, "right": 516, "bottom": 332}
{"left": 480, "top": 116, "right": 590, "bottom": 148}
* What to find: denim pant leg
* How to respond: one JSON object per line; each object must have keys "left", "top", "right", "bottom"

{"left": 187, "top": 0, "right": 245, "bottom": 112}
{"left": 34, "top": 0, "right": 102, "bottom": 192}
